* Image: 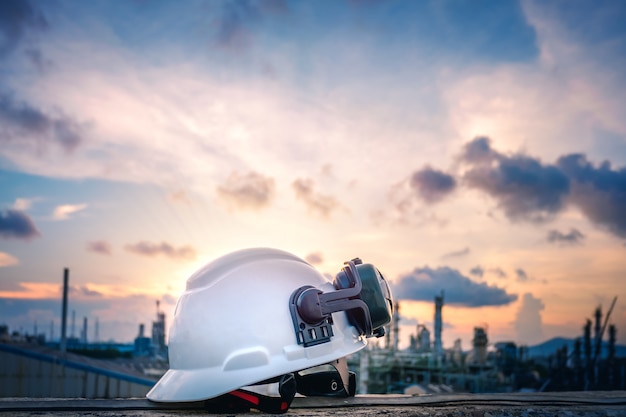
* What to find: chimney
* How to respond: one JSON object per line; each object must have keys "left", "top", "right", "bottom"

{"left": 60, "top": 268, "right": 69, "bottom": 353}
{"left": 434, "top": 291, "right": 444, "bottom": 360}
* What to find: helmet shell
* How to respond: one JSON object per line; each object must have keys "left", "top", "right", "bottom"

{"left": 147, "top": 248, "right": 367, "bottom": 402}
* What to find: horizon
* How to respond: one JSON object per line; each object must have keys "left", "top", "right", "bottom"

{"left": 1, "top": 276, "right": 621, "bottom": 352}
{"left": 1, "top": 0, "right": 625, "bottom": 352}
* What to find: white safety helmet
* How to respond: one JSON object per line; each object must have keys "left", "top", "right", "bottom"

{"left": 147, "top": 248, "right": 393, "bottom": 412}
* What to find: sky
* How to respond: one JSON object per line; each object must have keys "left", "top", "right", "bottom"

{"left": 1, "top": 0, "right": 625, "bottom": 352}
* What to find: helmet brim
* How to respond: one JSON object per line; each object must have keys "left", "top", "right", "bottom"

{"left": 147, "top": 366, "right": 244, "bottom": 402}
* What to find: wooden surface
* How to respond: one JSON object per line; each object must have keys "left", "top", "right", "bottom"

{"left": 1, "top": 391, "right": 626, "bottom": 416}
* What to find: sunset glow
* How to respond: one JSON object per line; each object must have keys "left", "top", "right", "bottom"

{"left": 1, "top": 0, "right": 625, "bottom": 350}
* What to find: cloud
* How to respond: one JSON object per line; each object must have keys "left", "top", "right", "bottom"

{"left": 216, "top": 171, "right": 275, "bottom": 210}
{"left": 292, "top": 178, "right": 341, "bottom": 218}
{"left": 0, "top": 209, "right": 40, "bottom": 240}
{"left": 71, "top": 285, "right": 103, "bottom": 297}
{"left": 0, "top": 293, "right": 168, "bottom": 343}
{"left": 409, "top": 166, "right": 457, "bottom": 204}
{"left": 489, "top": 267, "right": 507, "bottom": 279}
{"left": 212, "top": 0, "right": 288, "bottom": 51}
{"left": 52, "top": 203, "right": 87, "bottom": 220}
{"left": 386, "top": 181, "right": 450, "bottom": 227}
{"left": 514, "top": 293, "right": 544, "bottom": 345}
{"left": 393, "top": 266, "right": 518, "bottom": 307}
{"left": 461, "top": 138, "right": 570, "bottom": 223}
{"left": 161, "top": 293, "right": 177, "bottom": 305}
{"left": 547, "top": 228, "right": 585, "bottom": 245}
{"left": 125, "top": 241, "right": 196, "bottom": 260}
{"left": 469, "top": 265, "right": 484, "bottom": 278}
{"left": 460, "top": 136, "right": 500, "bottom": 165}
{"left": 515, "top": 268, "right": 529, "bottom": 282}
{"left": 305, "top": 252, "right": 323, "bottom": 265}
{"left": 12, "top": 198, "right": 36, "bottom": 211}
{"left": 385, "top": 167, "right": 456, "bottom": 225}
{"left": 441, "top": 247, "right": 470, "bottom": 259}
{"left": 0, "top": 282, "right": 61, "bottom": 299}
{"left": 25, "top": 47, "right": 53, "bottom": 73}
{"left": 0, "top": 0, "right": 48, "bottom": 56}
{"left": 0, "top": 93, "right": 84, "bottom": 153}
{"left": 86, "top": 240, "right": 112, "bottom": 255}
{"left": 470, "top": 265, "right": 508, "bottom": 279}
{"left": 557, "top": 154, "right": 626, "bottom": 239}
{"left": 0, "top": 251, "right": 19, "bottom": 267}
{"left": 459, "top": 138, "right": 626, "bottom": 241}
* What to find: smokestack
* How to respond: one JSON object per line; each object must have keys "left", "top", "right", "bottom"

{"left": 71, "top": 310, "right": 76, "bottom": 338}
{"left": 393, "top": 302, "right": 400, "bottom": 351}
{"left": 594, "top": 306, "right": 602, "bottom": 347}
{"left": 434, "top": 291, "right": 444, "bottom": 360}
{"left": 83, "top": 317, "right": 88, "bottom": 346}
{"left": 60, "top": 268, "right": 69, "bottom": 353}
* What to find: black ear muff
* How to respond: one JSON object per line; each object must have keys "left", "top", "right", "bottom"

{"left": 334, "top": 258, "right": 393, "bottom": 338}
{"left": 290, "top": 258, "right": 394, "bottom": 346}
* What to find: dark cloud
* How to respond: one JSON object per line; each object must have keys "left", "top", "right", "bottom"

{"left": 547, "top": 228, "right": 585, "bottom": 245}
{"left": 305, "top": 252, "right": 323, "bottom": 265}
{"left": 0, "top": 0, "right": 48, "bottom": 57}
{"left": 216, "top": 171, "right": 275, "bottom": 210}
{"left": 514, "top": 293, "right": 544, "bottom": 345}
{"left": 0, "top": 209, "right": 39, "bottom": 240}
{"left": 0, "top": 93, "right": 83, "bottom": 152}
{"left": 463, "top": 142, "right": 570, "bottom": 222}
{"left": 409, "top": 166, "right": 457, "bottom": 204}
{"left": 460, "top": 138, "right": 626, "bottom": 241}
{"left": 470, "top": 265, "right": 508, "bottom": 279}
{"left": 469, "top": 265, "right": 484, "bottom": 278}
{"left": 292, "top": 178, "right": 340, "bottom": 218}
{"left": 125, "top": 241, "right": 196, "bottom": 260}
{"left": 557, "top": 154, "right": 626, "bottom": 239}
{"left": 86, "top": 240, "right": 112, "bottom": 255}
{"left": 460, "top": 136, "right": 499, "bottom": 165}
{"left": 441, "top": 247, "right": 469, "bottom": 259}
{"left": 393, "top": 266, "right": 518, "bottom": 307}
{"left": 515, "top": 268, "right": 528, "bottom": 282}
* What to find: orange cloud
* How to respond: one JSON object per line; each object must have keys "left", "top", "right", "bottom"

{"left": 0, "top": 252, "right": 19, "bottom": 267}
{"left": 0, "top": 282, "right": 61, "bottom": 299}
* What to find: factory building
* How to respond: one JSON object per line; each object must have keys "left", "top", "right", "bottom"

{"left": 0, "top": 343, "right": 155, "bottom": 398}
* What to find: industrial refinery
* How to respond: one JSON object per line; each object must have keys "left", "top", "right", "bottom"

{"left": 0, "top": 268, "right": 624, "bottom": 398}
{"left": 347, "top": 294, "right": 624, "bottom": 394}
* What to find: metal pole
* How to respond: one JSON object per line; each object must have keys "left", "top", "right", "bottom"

{"left": 60, "top": 268, "right": 69, "bottom": 353}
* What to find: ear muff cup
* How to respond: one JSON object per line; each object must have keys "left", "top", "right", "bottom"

{"left": 334, "top": 263, "right": 393, "bottom": 335}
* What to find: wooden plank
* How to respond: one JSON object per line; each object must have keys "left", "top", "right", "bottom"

{"left": 0, "top": 391, "right": 625, "bottom": 412}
